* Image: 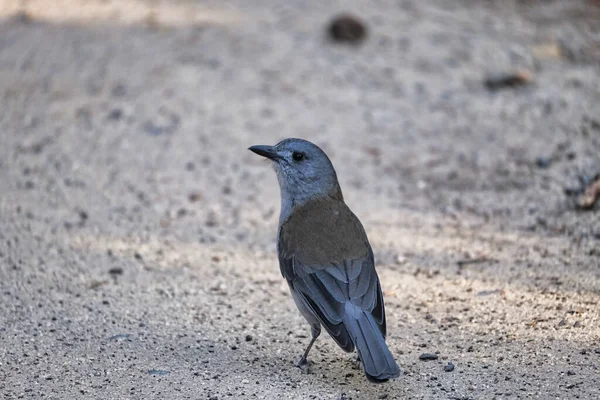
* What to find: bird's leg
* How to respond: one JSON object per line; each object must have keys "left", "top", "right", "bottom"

{"left": 295, "top": 326, "right": 321, "bottom": 371}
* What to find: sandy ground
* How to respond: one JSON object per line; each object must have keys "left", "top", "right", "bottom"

{"left": 1, "top": 0, "right": 599, "bottom": 399}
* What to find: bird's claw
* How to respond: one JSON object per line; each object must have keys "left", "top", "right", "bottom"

{"left": 294, "top": 357, "right": 310, "bottom": 374}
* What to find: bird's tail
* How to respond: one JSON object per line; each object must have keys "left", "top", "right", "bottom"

{"left": 343, "top": 304, "right": 400, "bottom": 383}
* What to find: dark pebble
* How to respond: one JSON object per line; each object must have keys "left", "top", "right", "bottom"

{"left": 567, "top": 370, "right": 576, "bottom": 376}
{"left": 419, "top": 353, "right": 439, "bottom": 361}
{"left": 109, "top": 267, "right": 123, "bottom": 275}
{"left": 134, "top": 252, "right": 143, "bottom": 261}
{"left": 535, "top": 157, "right": 552, "bottom": 169}
{"left": 107, "top": 109, "right": 123, "bottom": 120}
{"left": 444, "top": 362, "right": 455, "bottom": 372}
{"left": 378, "top": 394, "right": 389, "bottom": 399}
{"left": 484, "top": 70, "right": 533, "bottom": 90}
{"left": 467, "top": 346, "right": 474, "bottom": 352}
{"left": 245, "top": 335, "right": 253, "bottom": 342}
{"left": 595, "top": 348, "right": 600, "bottom": 354}
{"left": 188, "top": 192, "right": 202, "bottom": 202}
{"left": 78, "top": 210, "right": 88, "bottom": 220}
{"left": 328, "top": 14, "right": 367, "bottom": 44}
{"left": 564, "top": 186, "right": 582, "bottom": 196}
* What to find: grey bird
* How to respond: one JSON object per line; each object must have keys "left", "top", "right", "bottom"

{"left": 249, "top": 138, "right": 400, "bottom": 383}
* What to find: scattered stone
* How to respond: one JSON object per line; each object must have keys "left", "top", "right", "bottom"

{"left": 328, "top": 14, "right": 367, "bottom": 44}
{"left": 457, "top": 257, "right": 495, "bottom": 267}
{"left": 444, "top": 361, "right": 455, "bottom": 372}
{"left": 535, "top": 156, "right": 552, "bottom": 169}
{"left": 484, "top": 69, "right": 533, "bottom": 90}
{"left": 107, "top": 108, "right": 123, "bottom": 121}
{"left": 109, "top": 267, "right": 123, "bottom": 275}
{"left": 419, "top": 353, "right": 439, "bottom": 361}
{"left": 467, "top": 346, "right": 474, "bottom": 352}
{"left": 89, "top": 280, "right": 108, "bottom": 289}
{"left": 188, "top": 192, "right": 202, "bottom": 202}
{"left": 245, "top": 335, "right": 253, "bottom": 342}
{"left": 576, "top": 175, "right": 600, "bottom": 210}
{"left": 567, "top": 370, "right": 576, "bottom": 376}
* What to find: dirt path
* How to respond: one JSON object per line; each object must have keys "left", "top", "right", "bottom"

{"left": 1, "top": 0, "right": 599, "bottom": 399}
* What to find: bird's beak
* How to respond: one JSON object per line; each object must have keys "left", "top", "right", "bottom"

{"left": 248, "top": 145, "right": 279, "bottom": 161}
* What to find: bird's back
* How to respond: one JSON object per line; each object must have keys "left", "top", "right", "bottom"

{"left": 278, "top": 197, "right": 369, "bottom": 266}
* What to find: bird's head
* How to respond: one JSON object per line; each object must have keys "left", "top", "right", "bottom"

{"left": 249, "top": 138, "right": 343, "bottom": 206}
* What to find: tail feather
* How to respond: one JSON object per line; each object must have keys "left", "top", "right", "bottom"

{"left": 343, "top": 304, "right": 400, "bottom": 383}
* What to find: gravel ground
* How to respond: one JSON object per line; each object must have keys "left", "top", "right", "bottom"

{"left": 1, "top": 0, "right": 599, "bottom": 399}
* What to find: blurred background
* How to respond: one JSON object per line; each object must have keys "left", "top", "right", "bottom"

{"left": 1, "top": 0, "right": 599, "bottom": 399}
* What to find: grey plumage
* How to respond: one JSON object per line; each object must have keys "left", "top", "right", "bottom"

{"left": 249, "top": 138, "right": 400, "bottom": 383}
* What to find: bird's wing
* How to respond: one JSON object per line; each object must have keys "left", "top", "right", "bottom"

{"left": 278, "top": 250, "right": 387, "bottom": 352}
{"left": 277, "top": 198, "right": 387, "bottom": 351}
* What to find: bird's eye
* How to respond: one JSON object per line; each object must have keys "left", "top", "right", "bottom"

{"left": 292, "top": 152, "right": 304, "bottom": 162}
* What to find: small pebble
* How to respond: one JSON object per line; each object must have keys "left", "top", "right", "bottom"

{"left": 484, "top": 69, "right": 533, "bottom": 90}
{"left": 107, "top": 109, "right": 123, "bottom": 120}
{"left": 188, "top": 192, "right": 202, "bottom": 202}
{"left": 419, "top": 353, "right": 439, "bottom": 361}
{"left": 444, "top": 362, "right": 455, "bottom": 372}
{"left": 109, "top": 267, "right": 123, "bottom": 275}
{"left": 535, "top": 157, "right": 552, "bottom": 169}
{"left": 328, "top": 14, "right": 367, "bottom": 44}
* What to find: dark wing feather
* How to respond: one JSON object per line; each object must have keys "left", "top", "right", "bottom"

{"left": 279, "top": 247, "right": 387, "bottom": 351}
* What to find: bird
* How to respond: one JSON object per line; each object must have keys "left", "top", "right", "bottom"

{"left": 248, "top": 138, "right": 400, "bottom": 383}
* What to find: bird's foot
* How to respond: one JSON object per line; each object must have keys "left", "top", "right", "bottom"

{"left": 294, "top": 356, "right": 310, "bottom": 374}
